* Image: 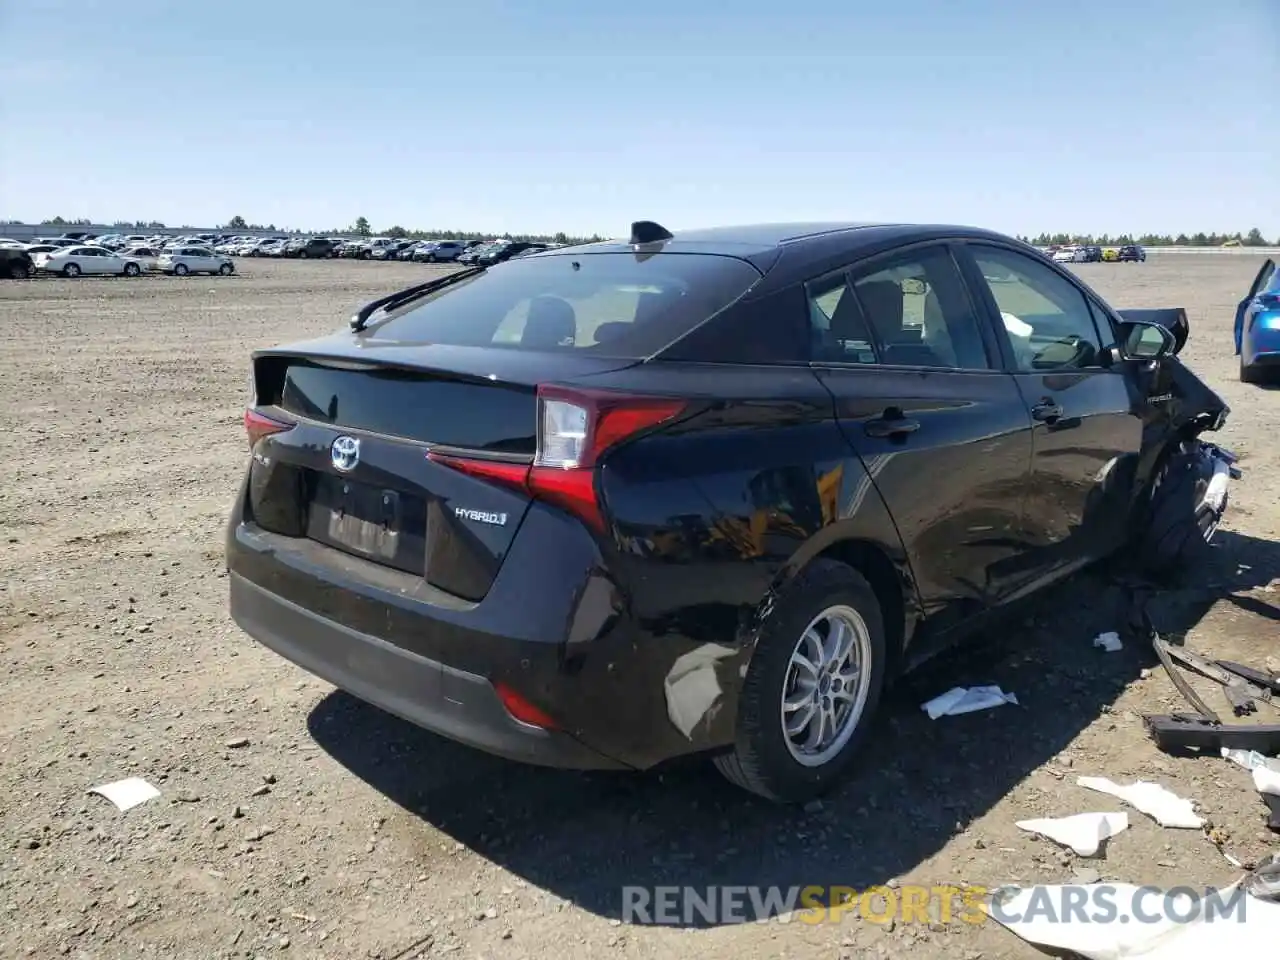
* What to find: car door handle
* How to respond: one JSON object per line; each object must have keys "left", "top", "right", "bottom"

{"left": 864, "top": 409, "right": 921, "bottom": 439}
{"left": 1031, "top": 400, "right": 1063, "bottom": 423}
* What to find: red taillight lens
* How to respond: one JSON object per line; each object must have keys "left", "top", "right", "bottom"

{"left": 493, "top": 681, "right": 559, "bottom": 729}
{"left": 427, "top": 385, "right": 686, "bottom": 532}
{"left": 244, "top": 407, "right": 294, "bottom": 448}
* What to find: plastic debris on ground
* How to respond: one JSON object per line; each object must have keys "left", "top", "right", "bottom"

{"left": 988, "top": 878, "right": 1280, "bottom": 960}
{"left": 922, "top": 685, "right": 1019, "bottom": 720}
{"left": 1219, "top": 748, "right": 1280, "bottom": 830}
{"left": 88, "top": 777, "right": 161, "bottom": 812}
{"left": 1093, "top": 631, "right": 1123, "bottom": 653}
{"left": 1014, "top": 812, "right": 1129, "bottom": 857}
{"left": 1221, "top": 747, "right": 1280, "bottom": 773}
{"left": 1077, "top": 776, "right": 1204, "bottom": 829}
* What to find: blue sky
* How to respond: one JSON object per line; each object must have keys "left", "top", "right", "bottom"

{"left": 1, "top": 0, "right": 1276, "bottom": 238}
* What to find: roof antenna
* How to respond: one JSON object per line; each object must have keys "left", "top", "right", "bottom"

{"left": 629, "top": 221, "right": 673, "bottom": 245}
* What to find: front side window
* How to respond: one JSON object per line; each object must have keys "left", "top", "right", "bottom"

{"left": 969, "top": 245, "right": 1105, "bottom": 371}
{"left": 849, "top": 246, "right": 992, "bottom": 370}
{"left": 375, "top": 252, "right": 762, "bottom": 359}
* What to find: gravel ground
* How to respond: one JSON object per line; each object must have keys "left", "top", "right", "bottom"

{"left": 1, "top": 255, "right": 1278, "bottom": 960}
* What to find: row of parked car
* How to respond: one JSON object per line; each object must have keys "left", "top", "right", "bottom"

{"left": 0, "top": 228, "right": 579, "bottom": 279}
{"left": 0, "top": 232, "right": 237, "bottom": 278}
{"left": 1047, "top": 243, "right": 1147, "bottom": 263}
{"left": 211, "top": 234, "right": 564, "bottom": 265}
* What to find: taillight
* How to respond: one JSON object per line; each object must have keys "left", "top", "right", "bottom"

{"left": 244, "top": 407, "right": 294, "bottom": 448}
{"left": 427, "top": 385, "right": 686, "bottom": 532}
{"left": 493, "top": 681, "right": 559, "bottom": 729}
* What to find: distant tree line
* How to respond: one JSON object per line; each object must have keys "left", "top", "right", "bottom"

{"left": 0, "top": 214, "right": 604, "bottom": 245}
{"left": 3, "top": 217, "right": 1272, "bottom": 248}
{"left": 1016, "top": 228, "right": 1275, "bottom": 247}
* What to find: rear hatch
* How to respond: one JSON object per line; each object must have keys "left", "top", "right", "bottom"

{"left": 241, "top": 249, "right": 763, "bottom": 602}
{"left": 247, "top": 346, "right": 634, "bottom": 602}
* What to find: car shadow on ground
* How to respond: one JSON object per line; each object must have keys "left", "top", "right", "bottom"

{"left": 307, "top": 529, "right": 1280, "bottom": 928}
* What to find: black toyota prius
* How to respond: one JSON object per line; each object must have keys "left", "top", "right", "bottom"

{"left": 226, "top": 220, "right": 1237, "bottom": 802}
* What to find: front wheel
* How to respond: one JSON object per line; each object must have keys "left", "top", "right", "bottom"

{"left": 174, "top": 263, "right": 189, "bottom": 276}
{"left": 714, "top": 559, "right": 887, "bottom": 803}
{"left": 9, "top": 261, "right": 32, "bottom": 279}
{"left": 1134, "top": 441, "right": 1232, "bottom": 578}
{"left": 123, "top": 262, "right": 140, "bottom": 277}
{"left": 218, "top": 263, "right": 233, "bottom": 276}
{"left": 63, "top": 263, "right": 81, "bottom": 278}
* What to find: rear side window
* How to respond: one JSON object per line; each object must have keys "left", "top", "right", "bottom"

{"left": 375, "top": 252, "right": 762, "bottom": 358}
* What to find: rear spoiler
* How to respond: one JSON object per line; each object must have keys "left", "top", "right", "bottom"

{"left": 1116, "top": 308, "right": 1188, "bottom": 355}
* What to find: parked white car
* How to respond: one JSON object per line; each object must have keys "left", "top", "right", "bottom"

{"left": 157, "top": 246, "right": 235, "bottom": 276}
{"left": 33, "top": 245, "right": 145, "bottom": 277}
{"left": 1052, "top": 247, "right": 1087, "bottom": 263}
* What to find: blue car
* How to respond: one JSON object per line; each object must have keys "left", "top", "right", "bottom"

{"left": 1236, "top": 258, "right": 1279, "bottom": 383}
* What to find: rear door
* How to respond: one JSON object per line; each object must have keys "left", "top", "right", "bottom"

{"left": 958, "top": 242, "right": 1144, "bottom": 574}
{"left": 808, "top": 242, "right": 1036, "bottom": 630}
{"left": 1236, "top": 258, "right": 1275, "bottom": 355}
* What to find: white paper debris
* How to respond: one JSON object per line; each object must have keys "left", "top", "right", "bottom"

{"left": 1093, "top": 631, "right": 1123, "bottom": 652}
{"left": 88, "top": 777, "right": 161, "bottom": 812}
{"left": 989, "top": 882, "right": 1280, "bottom": 960}
{"left": 1077, "top": 776, "right": 1203, "bottom": 829}
{"left": 1254, "top": 766, "right": 1280, "bottom": 797}
{"left": 1015, "top": 812, "right": 1129, "bottom": 856}
{"left": 922, "top": 685, "right": 1018, "bottom": 720}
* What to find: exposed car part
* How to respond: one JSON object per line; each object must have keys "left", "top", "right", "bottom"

{"left": 1138, "top": 441, "right": 1238, "bottom": 577}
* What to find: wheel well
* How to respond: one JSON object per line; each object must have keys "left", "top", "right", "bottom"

{"left": 813, "top": 539, "right": 907, "bottom": 669}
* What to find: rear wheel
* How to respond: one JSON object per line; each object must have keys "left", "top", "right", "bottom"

{"left": 714, "top": 559, "right": 887, "bottom": 803}
{"left": 1240, "top": 356, "right": 1262, "bottom": 384}
{"left": 174, "top": 263, "right": 189, "bottom": 276}
{"left": 9, "top": 261, "right": 32, "bottom": 279}
{"left": 123, "top": 262, "right": 140, "bottom": 277}
{"left": 63, "top": 263, "right": 80, "bottom": 278}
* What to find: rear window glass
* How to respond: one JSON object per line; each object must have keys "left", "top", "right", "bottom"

{"left": 374, "top": 252, "right": 762, "bottom": 358}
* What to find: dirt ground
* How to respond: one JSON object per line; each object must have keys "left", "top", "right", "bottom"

{"left": 1, "top": 254, "right": 1278, "bottom": 960}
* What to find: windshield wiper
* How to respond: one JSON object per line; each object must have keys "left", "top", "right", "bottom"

{"left": 349, "top": 266, "right": 486, "bottom": 332}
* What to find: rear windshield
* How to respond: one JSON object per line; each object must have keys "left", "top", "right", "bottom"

{"left": 374, "top": 252, "right": 762, "bottom": 358}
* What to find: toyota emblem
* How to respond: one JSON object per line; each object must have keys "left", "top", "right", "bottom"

{"left": 330, "top": 435, "right": 360, "bottom": 472}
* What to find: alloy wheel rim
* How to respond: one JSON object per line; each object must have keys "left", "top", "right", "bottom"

{"left": 780, "top": 604, "right": 873, "bottom": 767}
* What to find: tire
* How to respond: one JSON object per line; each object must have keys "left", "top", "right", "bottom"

{"left": 219, "top": 263, "right": 233, "bottom": 276}
{"left": 174, "top": 263, "right": 189, "bottom": 276}
{"left": 1136, "top": 443, "right": 1224, "bottom": 578}
{"left": 9, "top": 261, "right": 32, "bottom": 279}
{"left": 713, "top": 559, "right": 888, "bottom": 803}
{"left": 123, "top": 262, "right": 140, "bottom": 277}
{"left": 299, "top": 251, "right": 308, "bottom": 259}
{"left": 63, "top": 263, "right": 80, "bottom": 278}
{"left": 1240, "top": 355, "right": 1261, "bottom": 384}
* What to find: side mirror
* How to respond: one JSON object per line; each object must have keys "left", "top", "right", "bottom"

{"left": 1122, "top": 320, "right": 1176, "bottom": 361}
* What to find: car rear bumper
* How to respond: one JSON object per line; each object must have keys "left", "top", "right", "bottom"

{"left": 229, "top": 570, "right": 625, "bottom": 769}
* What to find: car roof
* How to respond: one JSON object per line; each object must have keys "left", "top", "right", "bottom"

{"left": 530, "top": 221, "right": 1036, "bottom": 289}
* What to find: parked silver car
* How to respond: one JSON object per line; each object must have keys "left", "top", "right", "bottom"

{"left": 157, "top": 246, "right": 236, "bottom": 276}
